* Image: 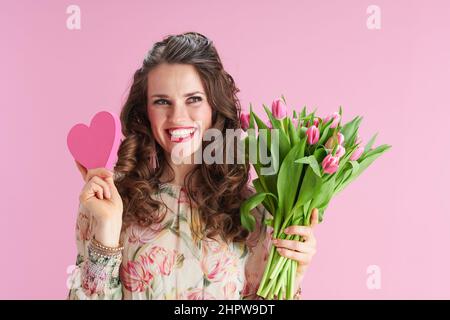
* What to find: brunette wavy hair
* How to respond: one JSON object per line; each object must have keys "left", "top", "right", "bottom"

{"left": 114, "top": 31, "right": 253, "bottom": 243}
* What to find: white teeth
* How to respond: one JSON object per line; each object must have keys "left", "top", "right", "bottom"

{"left": 168, "top": 128, "right": 195, "bottom": 138}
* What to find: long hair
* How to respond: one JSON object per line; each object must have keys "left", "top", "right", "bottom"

{"left": 114, "top": 32, "right": 252, "bottom": 243}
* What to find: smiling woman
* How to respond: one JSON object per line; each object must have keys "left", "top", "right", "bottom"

{"left": 67, "top": 32, "right": 314, "bottom": 300}
{"left": 146, "top": 63, "right": 212, "bottom": 159}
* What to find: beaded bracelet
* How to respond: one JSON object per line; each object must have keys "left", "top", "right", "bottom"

{"left": 89, "top": 238, "right": 124, "bottom": 258}
{"left": 91, "top": 238, "right": 124, "bottom": 252}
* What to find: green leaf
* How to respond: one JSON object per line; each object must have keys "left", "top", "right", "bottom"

{"left": 253, "top": 112, "right": 269, "bottom": 131}
{"left": 264, "top": 218, "right": 274, "bottom": 227}
{"left": 295, "top": 155, "right": 321, "bottom": 177}
{"left": 335, "top": 144, "right": 391, "bottom": 193}
{"left": 364, "top": 133, "right": 379, "bottom": 153}
{"left": 248, "top": 104, "right": 256, "bottom": 130}
{"left": 317, "top": 120, "right": 333, "bottom": 146}
{"left": 335, "top": 144, "right": 359, "bottom": 177}
{"left": 341, "top": 116, "right": 363, "bottom": 148}
{"left": 277, "top": 139, "right": 307, "bottom": 218}
{"left": 296, "top": 166, "right": 323, "bottom": 207}
{"left": 263, "top": 104, "right": 282, "bottom": 130}
{"left": 360, "top": 144, "right": 391, "bottom": 162}
{"left": 288, "top": 118, "right": 300, "bottom": 146}
{"left": 240, "top": 192, "right": 276, "bottom": 231}
{"left": 310, "top": 175, "right": 337, "bottom": 213}
{"left": 300, "top": 106, "right": 307, "bottom": 118}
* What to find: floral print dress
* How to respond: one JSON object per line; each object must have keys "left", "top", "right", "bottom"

{"left": 67, "top": 183, "right": 272, "bottom": 300}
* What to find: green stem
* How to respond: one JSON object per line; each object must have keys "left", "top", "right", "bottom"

{"left": 286, "top": 259, "right": 292, "bottom": 300}
{"left": 256, "top": 245, "right": 276, "bottom": 297}
{"left": 289, "top": 260, "right": 298, "bottom": 300}
{"left": 273, "top": 267, "right": 286, "bottom": 298}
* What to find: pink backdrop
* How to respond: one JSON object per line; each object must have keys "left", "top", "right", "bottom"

{"left": 1, "top": 0, "right": 449, "bottom": 299}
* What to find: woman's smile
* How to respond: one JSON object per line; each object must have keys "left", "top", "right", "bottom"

{"left": 165, "top": 126, "right": 197, "bottom": 143}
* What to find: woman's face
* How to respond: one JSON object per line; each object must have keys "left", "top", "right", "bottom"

{"left": 147, "top": 63, "right": 213, "bottom": 164}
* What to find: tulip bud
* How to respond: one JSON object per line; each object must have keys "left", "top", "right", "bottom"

{"left": 324, "top": 112, "right": 341, "bottom": 129}
{"left": 355, "top": 134, "right": 362, "bottom": 145}
{"left": 325, "top": 132, "right": 344, "bottom": 150}
{"left": 240, "top": 112, "right": 250, "bottom": 131}
{"left": 350, "top": 146, "right": 364, "bottom": 161}
{"left": 322, "top": 154, "right": 339, "bottom": 174}
{"left": 292, "top": 118, "right": 299, "bottom": 129}
{"left": 337, "top": 132, "right": 345, "bottom": 145}
{"left": 306, "top": 125, "right": 320, "bottom": 145}
{"left": 335, "top": 145, "right": 346, "bottom": 158}
{"left": 271, "top": 99, "right": 288, "bottom": 120}
{"left": 305, "top": 117, "right": 320, "bottom": 128}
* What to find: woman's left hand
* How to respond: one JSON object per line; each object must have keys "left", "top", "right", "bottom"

{"left": 271, "top": 208, "right": 319, "bottom": 293}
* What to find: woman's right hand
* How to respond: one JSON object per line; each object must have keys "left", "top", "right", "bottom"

{"left": 76, "top": 160, "right": 124, "bottom": 247}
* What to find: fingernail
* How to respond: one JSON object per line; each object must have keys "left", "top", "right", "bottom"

{"left": 284, "top": 228, "right": 290, "bottom": 234}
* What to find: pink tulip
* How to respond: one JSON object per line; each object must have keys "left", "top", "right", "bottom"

{"left": 240, "top": 112, "right": 250, "bottom": 131}
{"left": 350, "top": 146, "right": 364, "bottom": 161}
{"left": 292, "top": 118, "right": 299, "bottom": 128}
{"left": 324, "top": 112, "right": 341, "bottom": 128}
{"left": 322, "top": 154, "right": 339, "bottom": 174}
{"left": 355, "top": 134, "right": 362, "bottom": 145}
{"left": 325, "top": 133, "right": 344, "bottom": 150}
{"left": 306, "top": 125, "right": 320, "bottom": 145}
{"left": 337, "top": 133, "right": 345, "bottom": 145}
{"left": 271, "top": 99, "right": 287, "bottom": 120}
{"left": 335, "top": 145, "right": 346, "bottom": 158}
{"left": 305, "top": 117, "right": 320, "bottom": 128}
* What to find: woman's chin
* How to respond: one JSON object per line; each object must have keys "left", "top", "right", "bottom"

{"left": 165, "top": 143, "right": 202, "bottom": 165}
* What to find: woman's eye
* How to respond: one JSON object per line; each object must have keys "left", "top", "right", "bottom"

{"left": 189, "top": 96, "right": 202, "bottom": 103}
{"left": 154, "top": 99, "right": 169, "bottom": 105}
{"left": 153, "top": 97, "right": 201, "bottom": 106}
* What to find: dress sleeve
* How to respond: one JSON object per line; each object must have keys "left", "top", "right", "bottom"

{"left": 67, "top": 203, "right": 123, "bottom": 300}
{"left": 241, "top": 205, "right": 273, "bottom": 300}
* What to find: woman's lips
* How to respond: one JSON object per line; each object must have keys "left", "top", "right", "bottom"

{"left": 165, "top": 127, "right": 197, "bottom": 143}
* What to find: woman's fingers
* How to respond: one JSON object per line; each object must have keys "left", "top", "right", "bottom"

{"left": 80, "top": 180, "right": 104, "bottom": 201}
{"left": 284, "top": 225, "right": 314, "bottom": 241}
{"left": 310, "top": 208, "right": 319, "bottom": 228}
{"left": 276, "top": 247, "right": 313, "bottom": 265}
{"left": 85, "top": 167, "right": 114, "bottom": 183}
{"left": 104, "top": 176, "right": 119, "bottom": 199}
{"left": 89, "top": 176, "right": 111, "bottom": 199}
{"left": 272, "top": 238, "right": 316, "bottom": 255}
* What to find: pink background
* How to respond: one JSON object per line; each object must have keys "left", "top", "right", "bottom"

{"left": 1, "top": 0, "right": 449, "bottom": 299}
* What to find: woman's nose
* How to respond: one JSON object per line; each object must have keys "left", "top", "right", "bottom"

{"left": 169, "top": 101, "right": 190, "bottom": 122}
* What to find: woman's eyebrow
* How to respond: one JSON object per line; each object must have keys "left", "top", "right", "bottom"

{"left": 150, "top": 91, "right": 205, "bottom": 98}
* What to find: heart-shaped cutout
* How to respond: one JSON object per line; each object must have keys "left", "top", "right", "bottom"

{"left": 67, "top": 111, "right": 122, "bottom": 170}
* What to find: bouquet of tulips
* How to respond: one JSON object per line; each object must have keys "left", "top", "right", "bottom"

{"left": 239, "top": 96, "right": 391, "bottom": 300}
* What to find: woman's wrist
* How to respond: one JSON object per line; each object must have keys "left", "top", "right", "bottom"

{"left": 94, "top": 218, "right": 122, "bottom": 248}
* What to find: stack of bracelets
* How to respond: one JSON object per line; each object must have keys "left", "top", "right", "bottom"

{"left": 88, "top": 237, "right": 124, "bottom": 258}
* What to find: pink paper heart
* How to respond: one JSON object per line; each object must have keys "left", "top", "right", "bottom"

{"left": 67, "top": 111, "right": 122, "bottom": 170}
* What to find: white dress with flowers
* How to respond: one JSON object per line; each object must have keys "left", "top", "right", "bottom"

{"left": 67, "top": 183, "right": 272, "bottom": 300}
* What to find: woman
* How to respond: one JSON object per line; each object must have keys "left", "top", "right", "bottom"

{"left": 67, "top": 32, "right": 318, "bottom": 300}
